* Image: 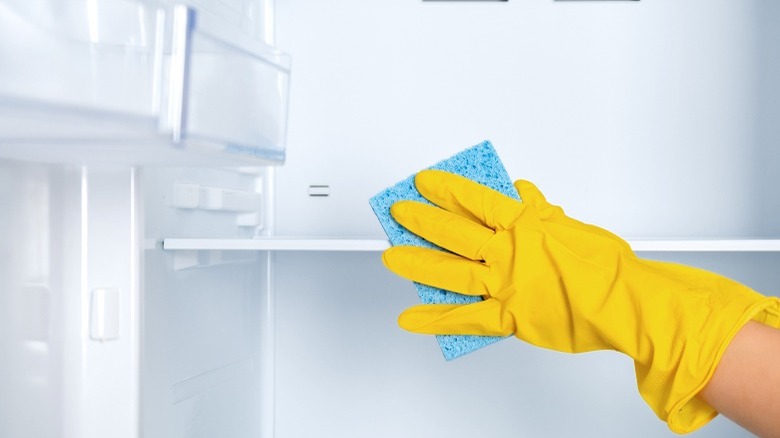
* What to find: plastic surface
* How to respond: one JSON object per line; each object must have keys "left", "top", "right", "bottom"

{"left": 275, "top": 0, "right": 780, "bottom": 241}
{"left": 0, "top": 0, "right": 290, "bottom": 165}
{"left": 90, "top": 288, "right": 121, "bottom": 341}
{"left": 0, "top": 164, "right": 140, "bottom": 438}
{"left": 183, "top": 17, "right": 290, "bottom": 162}
{"left": 140, "top": 165, "right": 271, "bottom": 437}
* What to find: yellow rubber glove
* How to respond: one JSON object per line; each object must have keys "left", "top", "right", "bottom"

{"left": 382, "top": 169, "right": 780, "bottom": 434}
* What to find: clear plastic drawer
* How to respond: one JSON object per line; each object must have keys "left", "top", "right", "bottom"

{"left": 0, "top": 0, "right": 290, "bottom": 165}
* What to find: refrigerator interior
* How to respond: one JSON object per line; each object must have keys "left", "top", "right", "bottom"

{"left": 0, "top": 0, "right": 282, "bottom": 436}
{"left": 271, "top": 0, "right": 780, "bottom": 437}
{"left": 274, "top": 0, "right": 780, "bottom": 240}
{"left": 272, "top": 251, "right": 780, "bottom": 437}
{"left": 1, "top": 0, "right": 779, "bottom": 438}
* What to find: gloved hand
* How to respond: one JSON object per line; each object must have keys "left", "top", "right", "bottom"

{"left": 382, "top": 169, "right": 780, "bottom": 434}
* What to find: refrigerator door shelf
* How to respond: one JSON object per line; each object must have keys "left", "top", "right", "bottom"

{"left": 0, "top": 0, "right": 290, "bottom": 166}
{"left": 170, "top": 0, "right": 270, "bottom": 41}
{"left": 161, "top": 238, "right": 780, "bottom": 252}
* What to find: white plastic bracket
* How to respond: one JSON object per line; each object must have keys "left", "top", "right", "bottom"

{"left": 172, "top": 181, "right": 264, "bottom": 229}
{"left": 90, "top": 288, "right": 120, "bottom": 342}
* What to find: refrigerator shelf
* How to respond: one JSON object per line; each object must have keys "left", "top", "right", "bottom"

{"left": 163, "top": 237, "right": 393, "bottom": 251}
{"left": 162, "top": 238, "right": 780, "bottom": 252}
{"left": 0, "top": 0, "right": 290, "bottom": 165}
{"left": 629, "top": 239, "right": 780, "bottom": 252}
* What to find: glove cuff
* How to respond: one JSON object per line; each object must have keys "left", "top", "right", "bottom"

{"left": 643, "top": 293, "right": 780, "bottom": 433}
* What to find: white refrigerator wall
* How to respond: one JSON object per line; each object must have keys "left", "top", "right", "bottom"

{"left": 275, "top": 0, "right": 780, "bottom": 239}
{"left": 140, "top": 167, "right": 272, "bottom": 438}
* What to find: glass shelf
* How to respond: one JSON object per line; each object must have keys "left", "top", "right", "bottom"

{"left": 0, "top": 0, "right": 290, "bottom": 165}
{"left": 163, "top": 238, "right": 393, "bottom": 252}
{"left": 161, "top": 238, "right": 780, "bottom": 252}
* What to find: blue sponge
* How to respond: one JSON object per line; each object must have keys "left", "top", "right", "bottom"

{"left": 369, "top": 140, "right": 519, "bottom": 360}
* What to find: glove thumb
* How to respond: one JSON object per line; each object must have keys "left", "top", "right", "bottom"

{"left": 514, "top": 179, "right": 567, "bottom": 220}
{"left": 514, "top": 179, "right": 551, "bottom": 206}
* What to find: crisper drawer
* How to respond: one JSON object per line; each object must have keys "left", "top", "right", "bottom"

{"left": 0, "top": 0, "right": 290, "bottom": 165}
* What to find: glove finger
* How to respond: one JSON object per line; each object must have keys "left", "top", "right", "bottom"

{"left": 514, "top": 179, "right": 573, "bottom": 222}
{"left": 398, "top": 299, "right": 512, "bottom": 336}
{"left": 513, "top": 179, "right": 552, "bottom": 209}
{"left": 383, "top": 246, "right": 492, "bottom": 296}
{"left": 415, "top": 169, "right": 522, "bottom": 231}
{"left": 391, "top": 200, "right": 494, "bottom": 261}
